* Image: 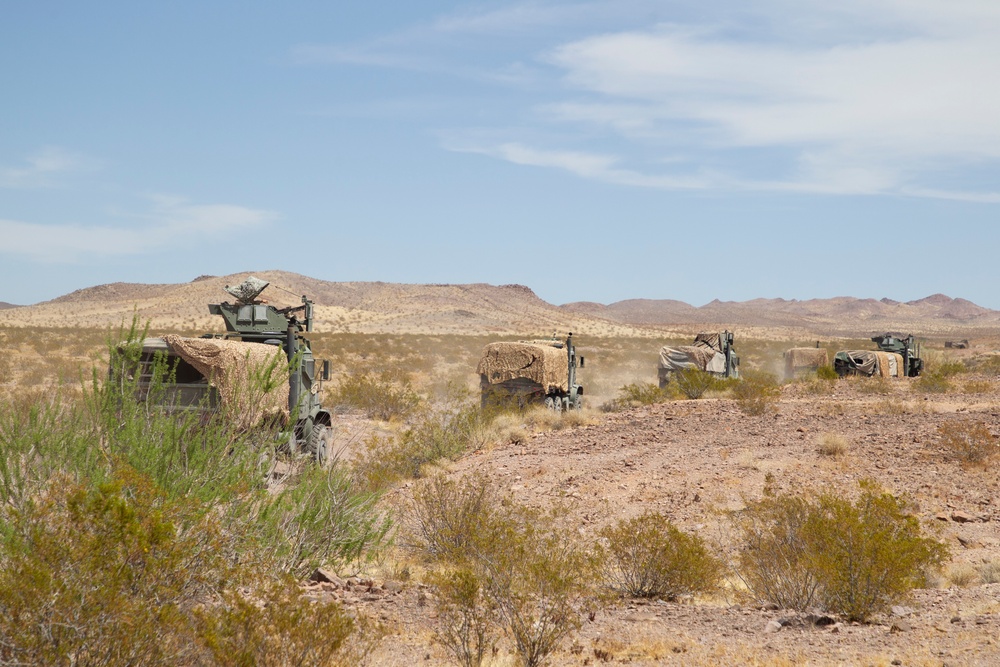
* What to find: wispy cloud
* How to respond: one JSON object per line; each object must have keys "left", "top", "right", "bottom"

{"left": 0, "top": 147, "right": 90, "bottom": 188}
{"left": 0, "top": 196, "right": 277, "bottom": 262}
{"left": 300, "top": 0, "right": 1000, "bottom": 200}
{"left": 454, "top": 142, "right": 712, "bottom": 189}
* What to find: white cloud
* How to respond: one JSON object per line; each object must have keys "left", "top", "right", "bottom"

{"left": 0, "top": 147, "right": 89, "bottom": 188}
{"left": 0, "top": 197, "right": 276, "bottom": 263}
{"left": 455, "top": 142, "right": 712, "bottom": 189}
{"left": 537, "top": 2, "right": 1000, "bottom": 196}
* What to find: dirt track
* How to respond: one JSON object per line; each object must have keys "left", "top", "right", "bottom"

{"left": 348, "top": 378, "right": 1000, "bottom": 665}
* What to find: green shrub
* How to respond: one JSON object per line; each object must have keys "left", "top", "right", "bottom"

{"left": 815, "top": 365, "right": 839, "bottom": 381}
{"left": 475, "top": 506, "right": 598, "bottom": 667}
{"left": 195, "top": 578, "right": 362, "bottom": 667}
{"left": 430, "top": 567, "right": 497, "bottom": 667}
{"left": 937, "top": 420, "right": 999, "bottom": 467}
{"left": 915, "top": 371, "right": 952, "bottom": 394}
{"left": 0, "top": 470, "right": 228, "bottom": 665}
{"left": 599, "top": 512, "right": 722, "bottom": 600}
{"left": 352, "top": 399, "right": 499, "bottom": 491}
{"left": 673, "top": 368, "right": 721, "bottom": 399}
{"left": 412, "top": 475, "right": 596, "bottom": 667}
{"left": 733, "top": 482, "right": 949, "bottom": 622}
{"left": 403, "top": 473, "right": 506, "bottom": 564}
{"left": 732, "top": 493, "right": 821, "bottom": 610}
{"left": 732, "top": 371, "right": 781, "bottom": 415}
{"left": 332, "top": 368, "right": 422, "bottom": 421}
{"left": 610, "top": 382, "right": 672, "bottom": 409}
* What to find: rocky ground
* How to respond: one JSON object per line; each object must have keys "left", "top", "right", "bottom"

{"left": 327, "top": 376, "right": 1000, "bottom": 666}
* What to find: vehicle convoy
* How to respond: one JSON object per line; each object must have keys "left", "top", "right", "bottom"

{"left": 657, "top": 331, "right": 739, "bottom": 388}
{"left": 834, "top": 333, "right": 923, "bottom": 378}
{"left": 476, "top": 334, "right": 584, "bottom": 410}
{"left": 117, "top": 276, "right": 334, "bottom": 463}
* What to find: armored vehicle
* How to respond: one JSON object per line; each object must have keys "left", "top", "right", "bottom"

{"left": 477, "top": 334, "right": 584, "bottom": 410}
{"left": 658, "top": 331, "right": 739, "bottom": 388}
{"left": 834, "top": 333, "right": 923, "bottom": 378}
{"left": 119, "top": 276, "right": 334, "bottom": 463}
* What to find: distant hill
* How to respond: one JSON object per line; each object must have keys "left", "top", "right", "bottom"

{"left": 0, "top": 302, "right": 19, "bottom": 310}
{"left": 0, "top": 271, "right": 996, "bottom": 338}
{"left": 560, "top": 294, "right": 1000, "bottom": 336}
{"left": 0, "top": 271, "right": 648, "bottom": 338}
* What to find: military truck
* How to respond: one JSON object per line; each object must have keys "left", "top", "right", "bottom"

{"left": 834, "top": 333, "right": 923, "bottom": 378}
{"left": 477, "top": 334, "right": 584, "bottom": 410}
{"left": 118, "top": 276, "right": 334, "bottom": 463}
{"left": 658, "top": 331, "right": 739, "bottom": 388}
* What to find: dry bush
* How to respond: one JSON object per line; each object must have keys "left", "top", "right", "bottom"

{"left": 853, "top": 375, "right": 893, "bottom": 395}
{"left": 937, "top": 420, "right": 999, "bottom": 466}
{"left": 816, "top": 433, "right": 849, "bottom": 457}
{"left": 599, "top": 512, "right": 722, "bottom": 600}
{"left": 944, "top": 563, "right": 981, "bottom": 588}
{"left": 976, "top": 560, "right": 1000, "bottom": 584}
{"left": 733, "top": 482, "right": 949, "bottom": 622}
{"left": 732, "top": 371, "right": 781, "bottom": 416}
{"left": 963, "top": 378, "right": 993, "bottom": 394}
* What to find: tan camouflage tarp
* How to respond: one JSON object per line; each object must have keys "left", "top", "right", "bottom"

{"left": 840, "top": 350, "right": 904, "bottom": 378}
{"left": 784, "top": 348, "right": 829, "bottom": 376}
{"left": 658, "top": 345, "right": 716, "bottom": 372}
{"left": 163, "top": 335, "right": 289, "bottom": 428}
{"left": 477, "top": 342, "right": 568, "bottom": 392}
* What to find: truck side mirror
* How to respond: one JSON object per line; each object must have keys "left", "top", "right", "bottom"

{"left": 322, "top": 360, "right": 331, "bottom": 381}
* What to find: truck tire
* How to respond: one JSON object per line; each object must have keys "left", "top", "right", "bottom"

{"left": 308, "top": 425, "right": 331, "bottom": 465}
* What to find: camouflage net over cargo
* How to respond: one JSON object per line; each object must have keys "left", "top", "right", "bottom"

{"left": 658, "top": 345, "right": 717, "bottom": 373}
{"left": 838, "top": 350, "right": 904, "bottom": 378}
{"left": 476, "top": 342, "right": 569, "bottom": 393}
{"left": 784, "top": 348, "right": 830, "bottom": 376}
{"left": 163, "top": 335, "right": 290, "bottom": 428}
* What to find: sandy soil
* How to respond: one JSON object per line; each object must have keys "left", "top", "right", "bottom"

{"left": 322, "top": 377, "right": 1000, "bottom": 666}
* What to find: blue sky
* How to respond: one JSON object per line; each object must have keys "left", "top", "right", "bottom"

{"left": 3, "top": 1, "right": 999, "bottom": 308}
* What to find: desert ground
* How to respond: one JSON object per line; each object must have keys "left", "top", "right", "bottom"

{"left": 2, "top": 273, "right": 1000, "bottom": 666}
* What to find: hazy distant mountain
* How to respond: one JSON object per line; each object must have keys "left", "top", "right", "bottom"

{"left": 1, "top": 271, "right": 996, "bottom": 337}
{"left": 560, "top": 293, "right": 1000, "bottom": 335}
{"left": 0, "top": 302, "right": 19, "bottom": 310}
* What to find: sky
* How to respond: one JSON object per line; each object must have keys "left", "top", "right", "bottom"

{"left": 2, "top": 0, "right": 1000, "bottom": 308}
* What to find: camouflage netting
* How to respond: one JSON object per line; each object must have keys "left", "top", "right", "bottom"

{"left": 784, "top": 348, "right": 829, "bottom": 375}
{"left": 658, "top": 345, "right": 716, "bottom": 373}
{"left": 476, "top": 342, "right": 569, "bottom": 392}
{"left": 163, "top": 335, "right": 289, "bottom": 428}
{"left": 839, "top": 350, "right": 904, "bottom": 378}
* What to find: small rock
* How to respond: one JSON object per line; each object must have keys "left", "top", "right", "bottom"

{"left": 764, "top": 620, "right": 783, "bottom": 634}
{"left": 891, "top": 605, "right": 914, "bottom": 617}
{"left": 891, "top": 660, "right": 902, "bottom": 666}
{"left": 952, "top": 511, "right": 975, "bottom": 523}
{"left": 890, "top": 620, "right": 911, "bottom": 633}
{"left": 951, "top": 615, "right": 962, "bottom": 624}
{"left": 309, "top": 568, "right": 341, "bottom": 585}
{"left": 935, "top": 513, "right": 950, "bottom": 522}
{"left": 382, "top": 580, "right": 404, "bottom": 593}
{"left": 796, "top": 427, "right": 807, "bottom": 433}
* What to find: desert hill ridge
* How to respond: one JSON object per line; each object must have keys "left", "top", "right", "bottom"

{"left": 0, "top": 271, "right": 997, "bottom": 338}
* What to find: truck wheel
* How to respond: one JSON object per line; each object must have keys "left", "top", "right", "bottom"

{"left": 308, "top": 425, "right": 331, "bottom": 465}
